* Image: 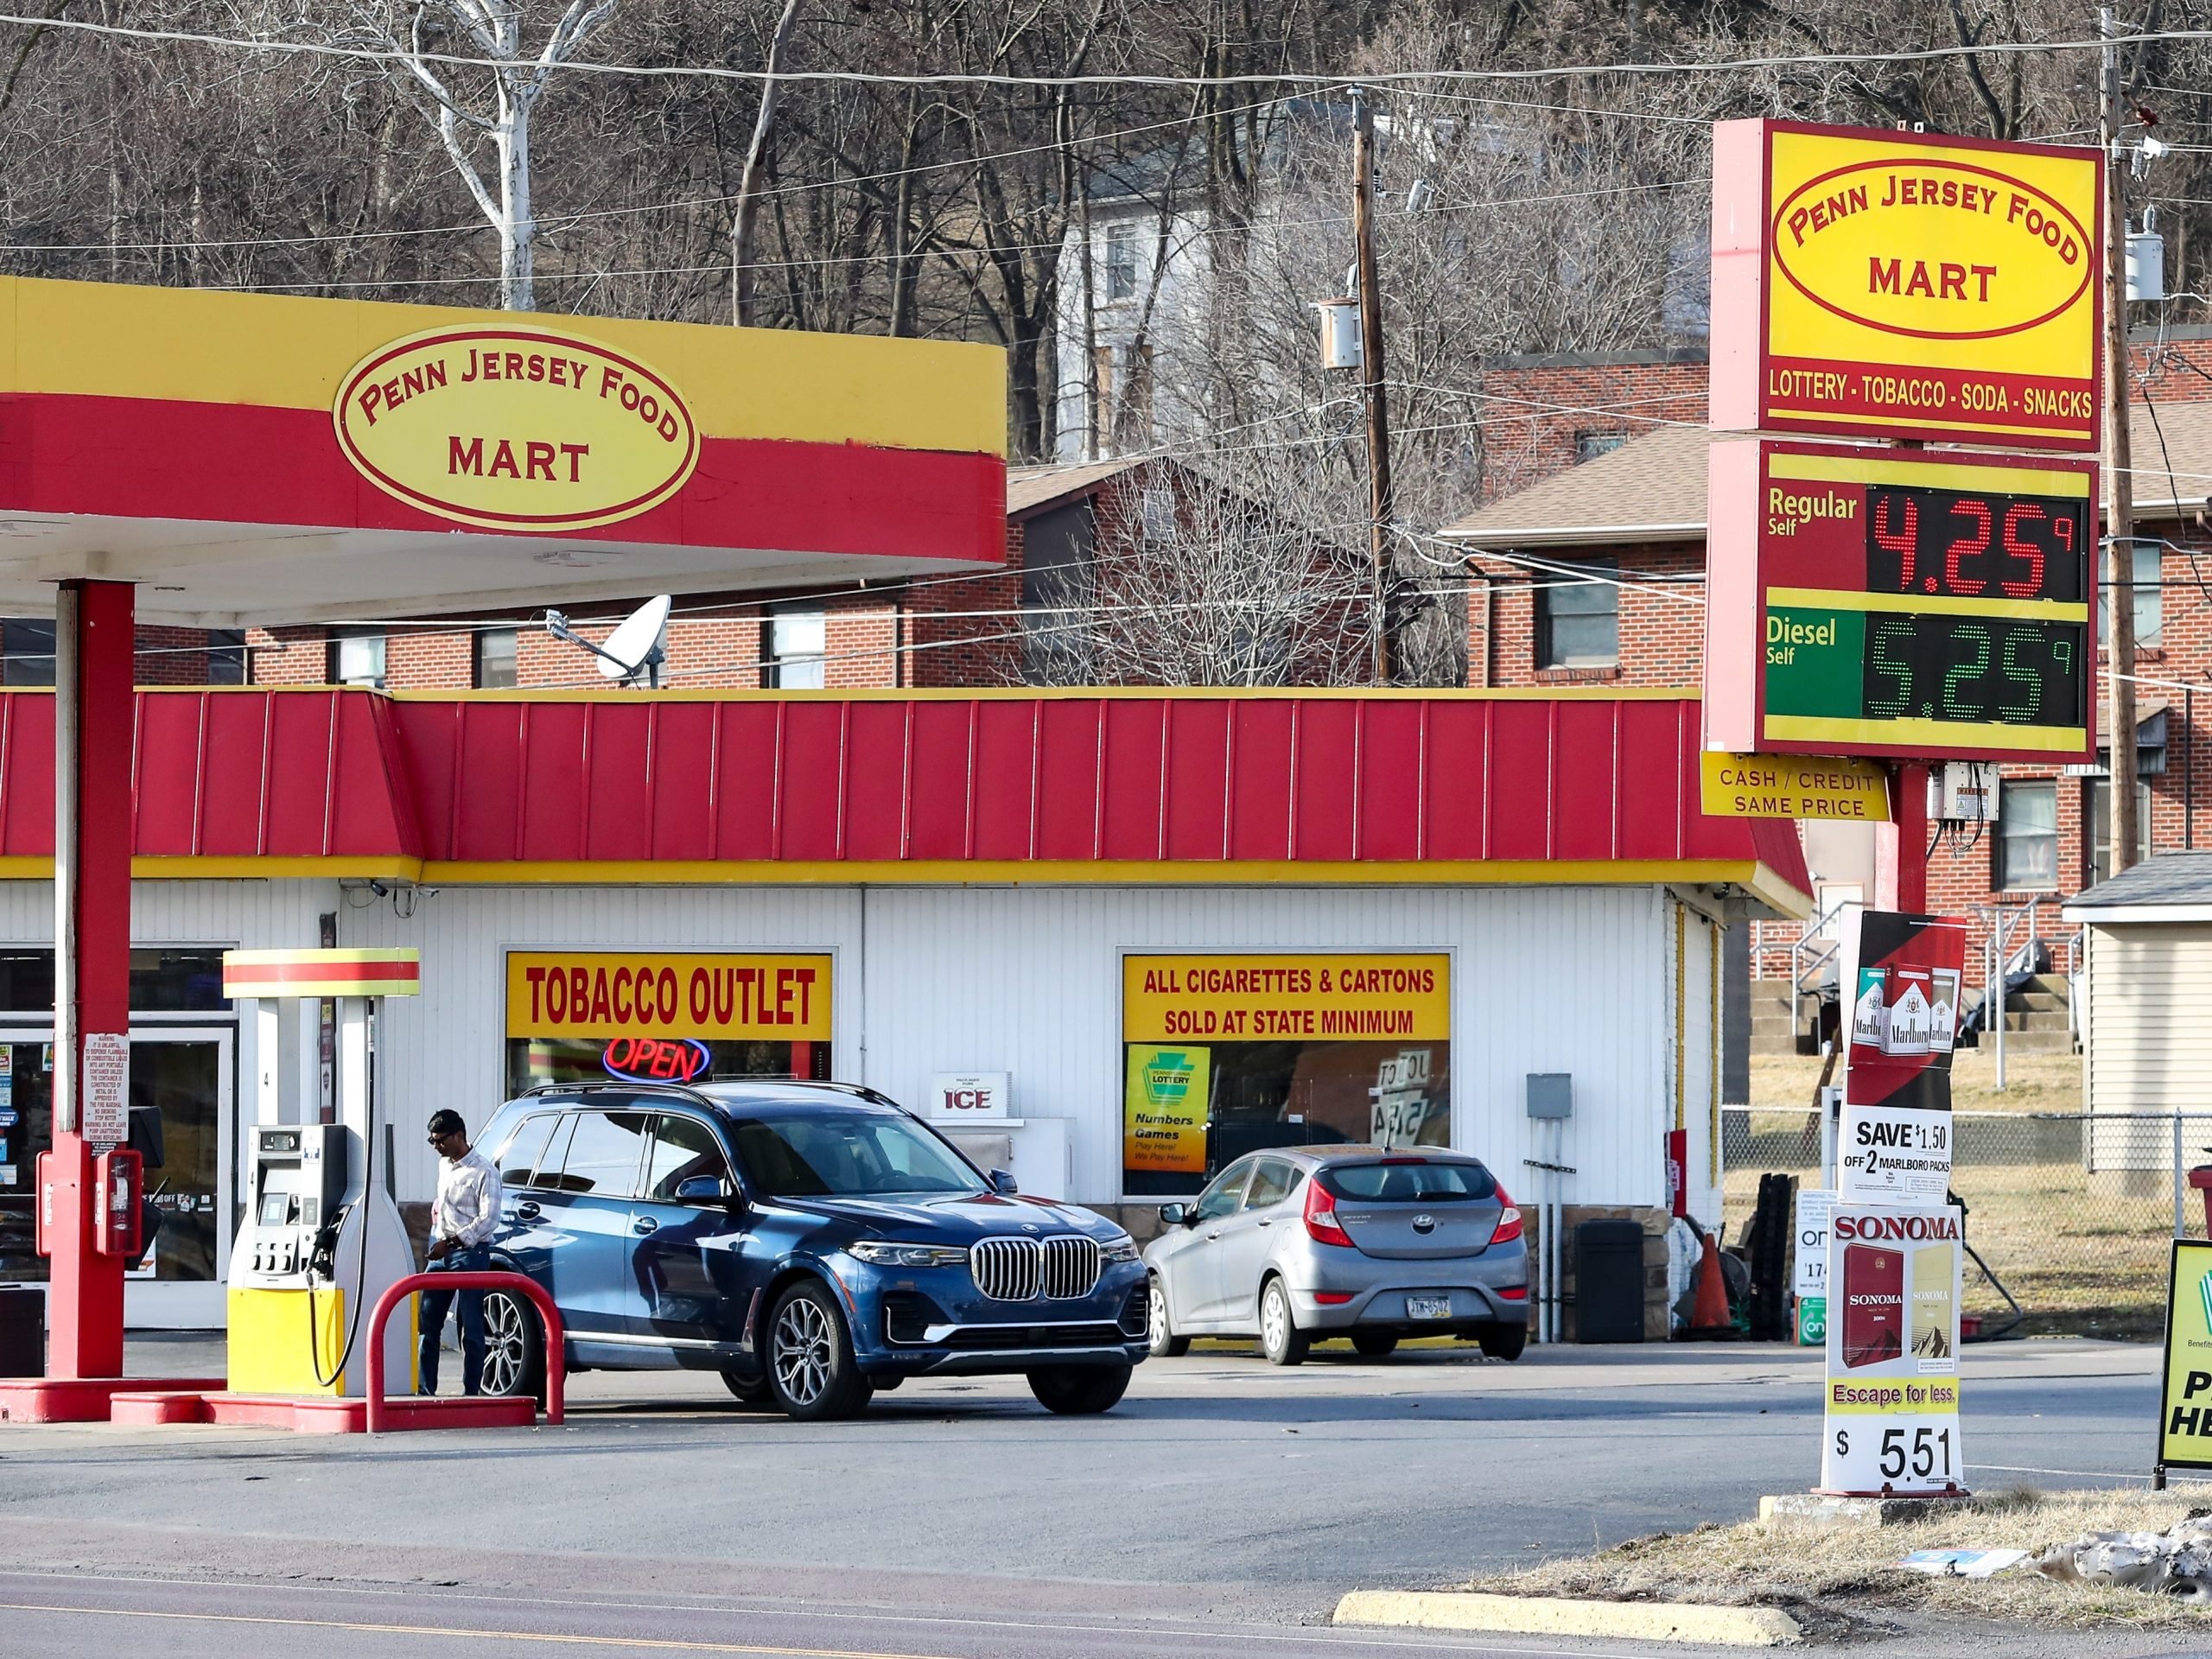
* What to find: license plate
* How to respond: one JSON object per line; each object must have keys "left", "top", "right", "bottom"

{"left": 1407, "top": 1295, "right": 1452, "bottom": 1320}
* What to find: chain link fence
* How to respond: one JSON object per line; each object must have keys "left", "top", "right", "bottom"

{"left": 1723, "top": 1108, "right": 2212, "bottom": 1338}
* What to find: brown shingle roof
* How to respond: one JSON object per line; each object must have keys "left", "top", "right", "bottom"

{"left": 1440, "top": 401, "right": 2212, "bottom": 548}
{"left": 1007, "top": 458, "right": 1149, "bottom": 519}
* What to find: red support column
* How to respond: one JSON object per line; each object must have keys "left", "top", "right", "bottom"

{"left": 44, "top": 580, "right": 134, "bottom": 1377}
{"left": 1875, "top": 761, "right": 1931, "bottom": 914}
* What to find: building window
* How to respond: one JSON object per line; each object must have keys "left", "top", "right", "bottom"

{"left": 327, "top": 630, "right": 385, "bottom": 689}
{"left": 1994, "top": 779, "right": 2057, "bottom": 891}
{"left": 1575, "top": 431, "right": 1629, "bottom": 462}
{"left": 2086, "top": 777, "right": 2153, "bottom": 885}
{"left": 2099, "top": 543, "right": 2161, "bottom": 646}
{"left": 766, "top": 608, "right": 827, "bottom": 690}
{"left": 474, "top": 627, "right": 518, "bottom": 690}
{"left": 206, "top": 628, "right": 247, "bottom": 685}
{"left": 1535, "top": 559, "right": 1619, "bottom": 668}
{"left": 1103, "top": 223, "right": 1136, "bottom": 302}
{"left": 1140, "top": 486, "right": 1176, "bottom": 543}
{"left": 1, "top": 619, "right": 55, "bottom": 686}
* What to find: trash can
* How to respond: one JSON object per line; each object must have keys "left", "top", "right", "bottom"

{"left": 2190, "top": 1166, "right": 2212, "bottom": 1238}
{"left": 1575, "top": 1218, "right": 1647, "bottom": 1344}
{"left": 0, "top": 1286, "right": 43, "bottom": 1377}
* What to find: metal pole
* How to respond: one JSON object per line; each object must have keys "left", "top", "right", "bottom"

{"left": 1995, "top": 924, "right": 2007, "bottom": 1092}
{"left": 1351, "top": 87, "right": 1394, "bottom": 686}
{"left": 2176, "top": 1112, "right": 2187, "bottom": 1239}
{"left": 2102, "top": 7, "right": 2143, "bottom": 873}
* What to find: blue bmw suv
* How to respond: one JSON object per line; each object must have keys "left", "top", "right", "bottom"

{"left": 468, "top": 1080, "right": 1150, "bottom": 1418}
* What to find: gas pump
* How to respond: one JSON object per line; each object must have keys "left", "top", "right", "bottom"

{"left": 220, "top": 949, "right": 421, "bottom": 1397}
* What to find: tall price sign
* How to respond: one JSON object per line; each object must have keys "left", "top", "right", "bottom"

{"left": 1705, "top": 441, "right": 2096, "bottom": 765}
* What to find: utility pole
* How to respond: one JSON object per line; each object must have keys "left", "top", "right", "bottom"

{"left": 2101, "top": 7, "right": 2142, "bottom": 874}
{"left": 1351, "top": 88, "right": 1394, "bottom": 685}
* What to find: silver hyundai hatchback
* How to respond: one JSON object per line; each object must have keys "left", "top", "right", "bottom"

{"left": 1141, "top": 1147, "right": 1529, "bottom": 1364}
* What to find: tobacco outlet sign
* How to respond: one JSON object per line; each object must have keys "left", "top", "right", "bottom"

{"left": 1712, "top": 120, "right": 2103, "bottom": 450}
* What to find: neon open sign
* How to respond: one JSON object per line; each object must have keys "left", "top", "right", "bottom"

{"left": 602, "top": 1036, "right": 709, "bottom": 1084}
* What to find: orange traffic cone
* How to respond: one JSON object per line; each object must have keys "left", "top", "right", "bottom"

{"left": 1686, "top": 1235, "right": 1735, "bottom": 1338}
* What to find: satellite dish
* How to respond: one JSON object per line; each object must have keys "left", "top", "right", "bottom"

{"left": 543, "top": 594, "right": 671, "bottom": 689}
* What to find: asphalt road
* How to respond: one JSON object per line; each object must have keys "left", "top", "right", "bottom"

{"left": 0, "top": 1337, "right": 2186, "bottom": 1656}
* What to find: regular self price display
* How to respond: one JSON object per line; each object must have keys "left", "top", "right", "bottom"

{"left": 1706, "top": 439, "right": 2096, "bottom": 764}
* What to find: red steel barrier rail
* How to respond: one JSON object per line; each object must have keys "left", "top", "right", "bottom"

{"left": 365, "top": 1270, "right": 565, "bottom": 1433}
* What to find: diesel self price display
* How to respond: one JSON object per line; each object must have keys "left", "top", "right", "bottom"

{"left": 1706, "top": 441, "right": 2097, "bottom": 764}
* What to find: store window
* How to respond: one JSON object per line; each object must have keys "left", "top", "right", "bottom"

{"left": 2098, "top": 543, "right": 2161, "bottom": 647}
{"left": 1535, "top": 560, "right": 1618, "bottom": 669}
{"left": 1575, "top": 431, "right": 1628, "bottom": 463}
{"left": 2, "top": 619, "right": 55, "bottom": 686}
{"left": 207, "top": 628, "right": 248, "bottom": 684}
{"left": 1994, "top": 780, "right": 2057, "bottom": 891}
{"left": 504, "top": 951, "right": 833, "bottom": 1097}
{"left": 1121, "top": 953, "right": 1452, "bottom": 1198}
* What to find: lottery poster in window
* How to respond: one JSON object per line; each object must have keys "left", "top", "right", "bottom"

{"left": 1123, "top": 1046, "right": 1210, "bottom": 1177}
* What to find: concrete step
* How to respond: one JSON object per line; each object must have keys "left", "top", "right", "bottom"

{"left": 1996, "top": 1008, "right": 2074, "bottom": 1032}
{"left": 2018, "top": 974, "right": 2074, "bottom": 995}
{"left": 1961, "top": 1028, "right": 2077, "bottom": 1054}
{"left": 2005, "top": 990, "right": 2069, "bottom": 1014}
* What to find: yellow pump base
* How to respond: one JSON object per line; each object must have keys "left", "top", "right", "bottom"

{"left": 226, "top": 1287, "right": 418, "bottom": 1396}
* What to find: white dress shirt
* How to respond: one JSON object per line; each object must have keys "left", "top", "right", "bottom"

{"left": 433, "top": 1145, "right": 502, "bottom": 1249}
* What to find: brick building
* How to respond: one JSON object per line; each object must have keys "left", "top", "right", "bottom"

{"left": 1445, "top": 332, "right": 2212, "bottom": 1018}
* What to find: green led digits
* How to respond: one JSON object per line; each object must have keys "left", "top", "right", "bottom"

{"left": 1998, "top": 629, "right": 2043, "bottom": 720}
{"left": 1867, "top": 616, "right": 1915, "bottom": 716}
{"left": 1942, "top": 622, "right": 1992, "bottom": 721}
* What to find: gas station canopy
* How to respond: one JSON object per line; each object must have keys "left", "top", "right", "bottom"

{"left": 0, "top": 277, "right": 1008, "bottom": 625}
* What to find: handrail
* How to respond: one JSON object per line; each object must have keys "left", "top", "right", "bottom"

{"left": 365, "top": 1270, "right": 565, "bottom": 1433}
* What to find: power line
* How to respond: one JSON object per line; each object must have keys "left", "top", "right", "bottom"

{"left": 5, "top": 11, "right": 2207, "bottom": 91}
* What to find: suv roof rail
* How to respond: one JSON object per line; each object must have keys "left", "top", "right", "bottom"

{"left": 518, "top": 1078, "right": 718, "bottom": 1106}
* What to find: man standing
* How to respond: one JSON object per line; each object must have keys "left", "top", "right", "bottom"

{"left": 421, "top": 1109, "right": 499, "bottom": 1395}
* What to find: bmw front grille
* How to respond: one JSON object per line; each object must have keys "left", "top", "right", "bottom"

{"left": 970, "top": 1236, "right": 1103, "bottom": 1301}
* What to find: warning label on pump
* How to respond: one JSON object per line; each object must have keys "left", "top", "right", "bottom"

{"left": 82, "top": 1032, "right": 128, "bottom": 1150}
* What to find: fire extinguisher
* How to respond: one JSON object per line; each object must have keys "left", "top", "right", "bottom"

{"left": 91, "top": 1148, "right": 143, "bottom": 1261}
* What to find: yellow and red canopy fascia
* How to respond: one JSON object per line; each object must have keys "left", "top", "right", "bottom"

{"left": 222, "top": 947, "right": 423, "bottom": 1000}
{"left": 0, "top": 276, "right": 1007, "bottom": 564}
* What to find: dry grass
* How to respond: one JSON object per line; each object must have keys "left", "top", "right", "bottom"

{"left": 1747, "top": 1051, "right": 2083, "bottom": 1115}
{"left": 1469, "top": 1485, "right": 2212, "bottom": 1630}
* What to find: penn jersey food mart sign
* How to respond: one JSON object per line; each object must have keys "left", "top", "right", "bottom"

{"left": 1711, "top": 121, "right": 2104, "bottom": 450}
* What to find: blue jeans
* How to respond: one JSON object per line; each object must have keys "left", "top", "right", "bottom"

{"left": 418, "top": 1245, "right": 490, "bottom": 1395}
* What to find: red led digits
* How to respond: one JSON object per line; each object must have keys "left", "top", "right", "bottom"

{"left": 1942, "top": 498, "right": 1991, "bottom": 595}
{"left": 1999, "top": 502, "right": 2047, "bottom": 598}
{"left": 1872, "top": 493, "right": 1919, "bottom": 588}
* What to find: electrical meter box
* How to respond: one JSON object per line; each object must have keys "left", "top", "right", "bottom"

{"left": 239, "top": 1123, "right": 346, "bottom": 1285}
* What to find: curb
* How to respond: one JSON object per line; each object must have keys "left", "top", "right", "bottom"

{"left": 1332, "top": 1590, "right": 1803, "bottom": 1648}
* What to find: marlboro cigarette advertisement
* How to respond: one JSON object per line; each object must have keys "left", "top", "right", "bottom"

{"left": 1841, "top": 909, "right": 1969, "bottom": 1113}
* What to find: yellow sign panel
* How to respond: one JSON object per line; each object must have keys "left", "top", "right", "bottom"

{"left": 2159, "top": 1241, "right": 2212, "bottom": 1471}
{"left": 505, "top": 952, "right": 831, "bottom": 1040}
{"left": 1700, "top": 753, "right": 1891, "bottom": 821}
{"left": 1123, "top": 1045, "right": 1211, "bottom": 1176}
{"left": 334, "top": 325, "right": 701, "bottom": 531}
{"left": 1714, "top": 121, "right": 2103, "bottom": 450}
{"left": 1122, "top": 954, "right": 1450, "bottom": 1044}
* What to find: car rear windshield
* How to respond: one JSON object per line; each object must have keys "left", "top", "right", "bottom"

{"left": 727, "top": 1109, "right": 986, "bottom": 1198}
{"left": 1322, "top": 1160, "right": 1497, "bottom": 1203}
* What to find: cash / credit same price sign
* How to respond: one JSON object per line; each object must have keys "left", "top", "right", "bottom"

{"left": 1705, "top": 441, "right": 2097, "bottom": 764}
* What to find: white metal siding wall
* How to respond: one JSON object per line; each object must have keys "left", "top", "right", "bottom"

{"left": 2087, "top": 922, "right": 2212, "bottom": 1120}
{"left": 0, "top": 879, "right": 1691, "bottom": 1214}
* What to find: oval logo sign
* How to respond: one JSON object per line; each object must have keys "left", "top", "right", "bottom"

{"left": 1770, "top": 158, "right": 2092, "bottom": 341}
{"left": 333, "top": 325, "right": 700, "bottom": 532}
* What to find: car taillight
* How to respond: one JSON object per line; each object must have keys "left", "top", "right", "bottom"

{"left": 1304, "top": 1179, "right": 1355, "bottom": 1248}
{"left": 1497, "top": 1285, "right": 1529, "bottom": 1301}
{"left": 1491, "top": 1185, "right": 1524, "bottom": 1245}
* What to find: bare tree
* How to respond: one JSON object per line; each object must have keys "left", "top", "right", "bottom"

{"left": 343, "top": 0, "right": 620, "bottom": 309}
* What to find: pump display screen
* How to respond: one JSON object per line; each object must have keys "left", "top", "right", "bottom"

{"left": 258, "top": 1191, "right": 290, "bottom": 1226}
{"left": 1706, "top": 442, "right": 2097, "bottom": 763}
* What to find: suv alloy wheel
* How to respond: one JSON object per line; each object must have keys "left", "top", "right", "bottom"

{"left": 476, "top": 1287, "right": 543, "bottom": 1399}
{"left": 766, "top": 1280, "right": 874, "bottom": 1420}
